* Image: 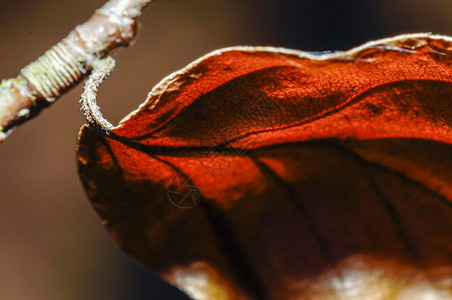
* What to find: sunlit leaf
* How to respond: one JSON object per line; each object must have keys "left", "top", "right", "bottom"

{"left": 77, "top": 33, "right": 452, "bottom": 299}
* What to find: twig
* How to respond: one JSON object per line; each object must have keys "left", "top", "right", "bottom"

{"left": 0, "top": 0, "right": 154, "bottom": 142}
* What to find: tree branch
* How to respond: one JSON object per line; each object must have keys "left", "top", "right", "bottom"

{"left": 0, "top": 0, "right": 155, "bottom": 142}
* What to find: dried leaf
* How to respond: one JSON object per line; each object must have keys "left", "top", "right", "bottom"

{"left": 77, "top": 33, "right": 452, "bottom": 299}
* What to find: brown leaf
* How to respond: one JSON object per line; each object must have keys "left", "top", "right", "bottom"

{"left": 77, "top": 33, "right": 452, "bottom": 299}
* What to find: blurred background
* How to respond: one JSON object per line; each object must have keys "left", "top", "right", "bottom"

{"left": 0, "top": 0, "right": 450, "bottom": 299}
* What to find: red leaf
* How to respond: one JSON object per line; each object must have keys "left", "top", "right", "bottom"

{"left": 77, "top": 33, "right": 452, "bottom": 299}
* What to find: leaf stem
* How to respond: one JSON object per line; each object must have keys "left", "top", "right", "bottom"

{"left": 81, "top": 57, "right": 116, "bottom": 132}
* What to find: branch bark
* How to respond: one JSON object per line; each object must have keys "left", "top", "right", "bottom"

{"left": 0, "top": 0, "right": 154, "bottom": 142}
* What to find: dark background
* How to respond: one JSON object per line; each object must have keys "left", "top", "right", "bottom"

{"left": 0, "top": 0, "right": 450, "bottom": 299}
